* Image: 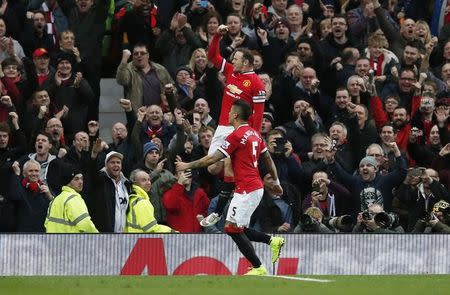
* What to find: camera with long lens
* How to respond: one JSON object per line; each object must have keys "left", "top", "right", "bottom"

{"left": 328, "top": 215, "right": 354, "bottom": 232}
{"left": 419, "top": 210, "right": 433, "bottom": 222}
{"left": 362, "top": 210, "right": 373, "bottom": 221}
{"left": 374, "top": 212, "right": 399, "bottom": 229}
{"left": 299, "top": 214, "right": 319, "bottom": 232}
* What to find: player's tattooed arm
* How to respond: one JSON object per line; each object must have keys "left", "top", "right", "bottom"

{"left": 178, "top": 150, "right": 226, "bottom": 170}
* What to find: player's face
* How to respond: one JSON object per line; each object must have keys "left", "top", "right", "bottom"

{"left": 228, "top": 105, "right": 239, "bottom": 125}
{"left": 231, "top": 51, "right": 245, "bottom": 72}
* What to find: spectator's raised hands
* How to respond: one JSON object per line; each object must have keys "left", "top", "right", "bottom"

{"left": 156, "top": 158, "right": 167, "bottom": 172}
{"left": 174, "top": 108, "right": 184, "bottom": 125}
{"left": 55, "top": 105, "right": 69, "bottom": 119}
{"left": 119, "top": 98, "right": 132, "bottom": 112}
{"left": 435, "top": 107, "right": 448, "bottom": 126}
{"left": 73, "top": 47, "right": 81, "bottom": 63}
{"left": 91, "top": 138, "right": 108, "bottom": 158}
{"left": 57, "top": 148, "right": 67, "bottom": 158}
{"left": 217, "top": 25, "right": 228, "bottom": 35}
{"left": 11, "top": 161, "right": 20, "bottom": 176}
{"left": 256, "top": 27, "right": 268, "bottom": 44}
{"left": 439, "top": 143, "right": 450, "bottom": 157}
{"left": 137, "top": 106, "right": 147, "bottom": 122}
{"left": 121, "top": 49, "right": 131, "bottom": 63}
{"left": 8, "top": 112, "right": 18, "bottom": 129}
{"left": 1, "top": 95, "right": 12, "bottom": 108}
{"left": 73, "top": 72, "right": 83, "bottom": 88}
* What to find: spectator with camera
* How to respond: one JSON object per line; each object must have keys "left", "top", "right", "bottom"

{"left": 162, "top": 168, "right": 210, "bottom": 233}
{"left": 395, "top": 167, "right": 450, "bottom": 231}
{"left": 261, "top": 129, "right": 304, "bottom": 193}
{"left": 302, "top": 170, "right": 352, "bottom": 217}
{"left": 408, "top": 124, "right": 444, "bottom": 167}
{"left": 353, "top": 203, "right": 403, "bottom": 233}
{"left": 413, "top": 200, "right": 450, "bottom": 233}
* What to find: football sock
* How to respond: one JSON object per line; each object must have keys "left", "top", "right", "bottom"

{"left": 244, "top": 227, "right": 271, "bottom": 244}
{"left": 228, "top": 233, "right": 261, "bottom": 268}
{"left": 214, "top": 182, "right": 235, "bottom": 215}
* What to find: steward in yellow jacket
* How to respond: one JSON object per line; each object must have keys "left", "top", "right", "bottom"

{"left": 45, "top": 168, "right": 98, "bottom": 233}
{"left": 125, "top": 170, "right": 176, "bottom": 233}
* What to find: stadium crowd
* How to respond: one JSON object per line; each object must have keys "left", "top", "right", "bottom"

{"left": 1, "top": 0, "right": 450, "bottom": 234}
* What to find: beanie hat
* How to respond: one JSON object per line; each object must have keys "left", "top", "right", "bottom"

{"left": 54, "top": 52, "right": 76, "bottom": 69}
{"left": 143, "top": 141, "right": 160, "bottom": 158}
{"left": 359, "top": 156, "right": 378, "bottom": 169}
{"left": 175, "top": 66, "right": 193, "bottom": 78}
{"left": 263, "top": 112, "right": 274, "bottom": 125}
{"left": 61, "top": 165, "right": 82, "bottom": 185}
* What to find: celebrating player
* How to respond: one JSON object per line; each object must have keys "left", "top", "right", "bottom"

{"left": 176, "top": 100, "right": 284, "bottom": 275}
{"left": 202, "top": 24, "right": 266, "bottom": 227}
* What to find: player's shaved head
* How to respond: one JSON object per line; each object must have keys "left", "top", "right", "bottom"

{"left": 232, "top": 100, "right": 252, "bottom": 121}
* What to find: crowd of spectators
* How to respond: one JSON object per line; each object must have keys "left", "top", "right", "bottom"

{"left": 1, "top": 0, "right": 450, "bottom": 234}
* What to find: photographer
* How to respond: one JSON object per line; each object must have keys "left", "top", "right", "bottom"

{"left": 302, "top": 171, "right": 352, "bottom": 217}
{"left": 293, "top": 207, "right": 333, "bottom": 233}
{"left": 395, "top": 168, "right": 450, "bottom": 232}
{"left": 353, "top": 204, "right": 403, "bottom": 233}
{"left": 413, "top": 201, "right": 450, "bottom": 233}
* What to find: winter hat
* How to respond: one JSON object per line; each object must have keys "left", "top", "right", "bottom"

{"left": 359, "top": 156, "right": 378, "bottom": 169}
{"left": 105, "top": 151, "right": 123, "bottom": 166}
{"left": 175, "top": 66, "right": 194, "bottom": 78}
{"left": 143, "top": 141, "right": 160, "bottom": 158}
{"left": 54, "top": 52, "right": 76, "bottom": 69}
{"left": 263, "top": 112, "right": 274, "bottom": 125}
{"left": 61, "top": 165, "right": 82, "bottom": 185}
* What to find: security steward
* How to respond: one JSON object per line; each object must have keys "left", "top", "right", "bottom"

{"left": 125, "top": 169, "right": 176, "bottom": 233}
{"left": 45, "top": 167, "right": 98, "bottom": 233}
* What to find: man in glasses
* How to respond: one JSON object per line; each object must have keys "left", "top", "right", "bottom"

{"left": 116, "top": 42, "right": 174, "bottom": 111}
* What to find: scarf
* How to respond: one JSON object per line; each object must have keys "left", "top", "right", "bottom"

{"left": 146, "top": 125, "right": 162, "bottom": 139}
{"left": 370, "top": 54, "right": 384, "bottom": 76}
{"left": 21, "top": 178, "right": 43, "bottom": 193}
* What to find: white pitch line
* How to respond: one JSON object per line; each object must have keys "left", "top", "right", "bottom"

{"left": 262, "top": 275, "right": 334, "bottom": 283}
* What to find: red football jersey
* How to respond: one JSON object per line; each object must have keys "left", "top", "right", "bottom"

{"left": 218, "top": 124, "right": 267, "bottom": 193}
{"left": 208, "top": 34, "right": 265, "bottom": 129}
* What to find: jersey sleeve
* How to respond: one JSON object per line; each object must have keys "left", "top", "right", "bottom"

{"left": 251, "top": 78, "right": 266, "bottom": 131}
{"left": 208, "top": 33, "right": 233, "bottom": 77}
{"left": 218, "top": 131, "right": 239, "bottom": 158}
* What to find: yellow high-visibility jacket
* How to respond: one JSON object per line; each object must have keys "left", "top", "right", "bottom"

{"left": 125, "top": 184, "right": 175, "bottom": 233}
{"left": 45, "top": 186, "right": 98, "bottom": 233}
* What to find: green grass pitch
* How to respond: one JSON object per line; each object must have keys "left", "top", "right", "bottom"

{"left": 0, "top": 275, "right": 448, "bottom": 295}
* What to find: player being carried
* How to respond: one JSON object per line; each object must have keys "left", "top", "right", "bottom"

{"left": 176, "top": 100, "right": 284, "bottom": 275}
{"left": 201, "top": 24, "right": 266, "bottom": 227}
